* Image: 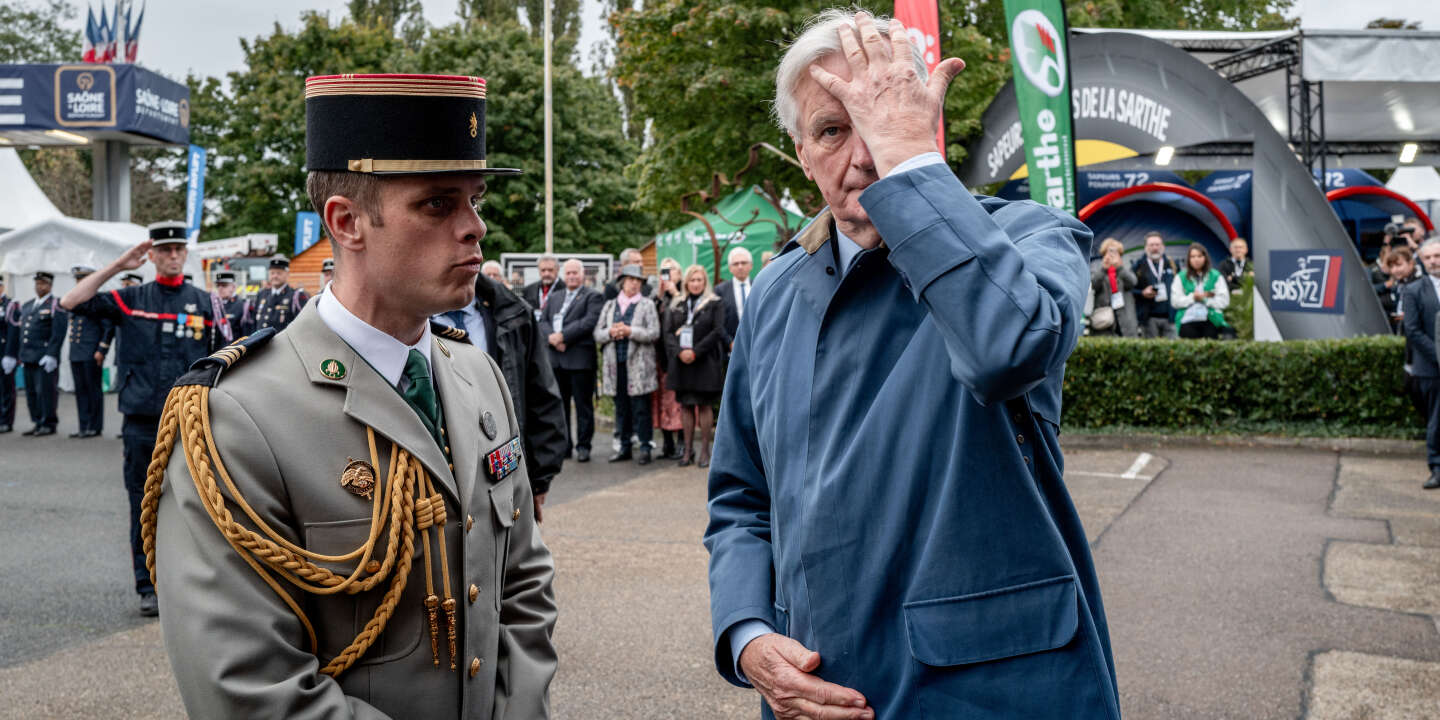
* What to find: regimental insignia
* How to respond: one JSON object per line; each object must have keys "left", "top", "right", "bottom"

{"left": 340, "top": 458, "right": 377, "bottom": 499}
{"left": 321, "top": 358, "right": 347, "bottom": 379}
{"left": 485, "top": 437, "right": 523, "bottom": 482}
{"left": 468, "top": 111, "right": 478, "bottom": 138}
{"left": 481, "top": 411, "right": 497, "bottom": 440}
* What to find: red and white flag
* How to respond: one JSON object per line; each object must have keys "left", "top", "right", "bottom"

{"left": 82, "top": 5, "right": 97, "bottom": 62}
{"left": 893, "top": 0, "right": 945, "bottom": 154}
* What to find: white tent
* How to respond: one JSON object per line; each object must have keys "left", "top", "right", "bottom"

{"left": 1386, "top": 166, "right": 1440, "bottom": 224}
{"left": 0, "top": 148, "right": 61, "bottom": 233}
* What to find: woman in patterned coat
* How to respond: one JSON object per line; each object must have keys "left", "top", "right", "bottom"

{"left": 594, "top": 264, "right": 661, "bottom": 464}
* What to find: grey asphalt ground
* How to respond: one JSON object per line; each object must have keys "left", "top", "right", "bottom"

{"left": 1, "top": 393, "right": 1437, "bottom": 718}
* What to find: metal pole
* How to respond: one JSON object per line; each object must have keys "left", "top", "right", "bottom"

{"left": 543, "top": 0, "right": 554, "bottom": 254}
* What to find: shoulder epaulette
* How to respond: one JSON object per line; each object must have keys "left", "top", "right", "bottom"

{"left": 431, "top": 320, "right": 471, "bottom": 344}
{"left": 173, "top": 328, "right": 279, "bottom": 388}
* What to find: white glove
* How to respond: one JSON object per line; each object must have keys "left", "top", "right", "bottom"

{"left": 1, "top": 357, "right": 14, "bottom": 375}
{"left": 40, "top": 355, "right": 57, "bottom": 373}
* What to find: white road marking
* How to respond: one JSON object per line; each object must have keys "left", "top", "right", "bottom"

{"left": 1067, "top": 470, "right": 1153, "bottom": 481}
{"left": 1121, "top": 452, "right": 1153, "bottom": 479}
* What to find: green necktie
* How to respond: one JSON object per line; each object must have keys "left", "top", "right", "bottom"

{"left": 402, "top": 349, "right": 440, "bottom": 436}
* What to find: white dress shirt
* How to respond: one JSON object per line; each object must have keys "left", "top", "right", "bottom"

{"left": 731, "top": 277, "right": 751, "bottom": 320}
{"left": 316, "top": 292, "right": 432, "bottom": 389}
{"left": 432, "top": 302, "right": 491, "bottom": 356}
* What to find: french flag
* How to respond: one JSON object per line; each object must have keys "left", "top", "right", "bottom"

{"left": 125, "top": 2, "right": 145, "bottom": 64}
{"left": 81, "top": 5, "right": 97, "bottom": 62}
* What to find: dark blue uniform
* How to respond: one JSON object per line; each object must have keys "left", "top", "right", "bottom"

{"left": 219, "top": 295, "right": 254, "bottom": 339}
{"left": 70, "top": 280, "right": 218, "bottom": 596}
{"left": 7, "top": 295, "right": 67, "bottom": 431}
{"left": 253, "top": 284, "right": 308, "bottom": 331}
{"left": 67, "top": 310, "right": 115, "bottom": 436}
{"left": 0, "top": 294, "right": 17, "bottom": 430}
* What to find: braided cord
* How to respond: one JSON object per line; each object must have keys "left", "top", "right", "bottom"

{"left": 141, "top": 383, "right": 428, "bottom": 678}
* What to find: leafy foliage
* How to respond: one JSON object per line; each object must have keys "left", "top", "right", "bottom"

{"left": 1062, "top": 336, "right": 1419, "bottom": 437}
{"left": 184, "top": 12, "right": 651, "bottom": 255}
{"left": 612, "top": 0, "right": 1296, "bottom": 222}
{"left": 0, "top": 0, "right": 80, "bottom": 64}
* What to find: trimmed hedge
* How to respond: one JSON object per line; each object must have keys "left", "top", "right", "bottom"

{"left": 1062, "top": 336, "right": 1421, "bottom": 437}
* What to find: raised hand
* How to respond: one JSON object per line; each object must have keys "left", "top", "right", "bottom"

{"left": 115, "top": 239, "right": 153, "bottom": 271}
{"left": 806, "top": 13, "right": 964, "bottom": 176}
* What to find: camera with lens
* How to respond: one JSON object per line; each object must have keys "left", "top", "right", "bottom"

{"left": 1384, "top": 222, "right": 1402, "bottom": 238}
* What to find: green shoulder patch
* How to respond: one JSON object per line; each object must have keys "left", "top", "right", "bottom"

{"left": 173, "top": 328, "right": 279, "bottom": 388}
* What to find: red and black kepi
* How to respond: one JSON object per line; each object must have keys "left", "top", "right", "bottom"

{"left": 304, "top": 74, "right": 521, "bottom": 176}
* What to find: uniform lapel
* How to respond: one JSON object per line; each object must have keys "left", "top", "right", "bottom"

{"left": 431, "top": 337, "right": 480, "bottom": 503}
{"left": 285, "top": 306, "right": 460, "bottom": 504}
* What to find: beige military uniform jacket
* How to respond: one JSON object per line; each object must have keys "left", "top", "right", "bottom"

{"left": 155, "top": 304, "right": 557, "bottom": 718}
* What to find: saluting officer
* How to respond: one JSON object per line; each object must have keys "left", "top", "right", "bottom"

{"left": 213, "top": 271, "right": 253, "bottom": 338}
{"left": 147, "top": 72, "right": 556, "bottom": 718}
{"left": 66, "top": 266, "right": 115, "bottom": 438}
{"left": 61, "top": 221, "right": 219, "bottom": 617}
{"left": 0, "top": 277, "right": 18, "bottom": 433}
{"left": 4, "top": 271, "right": 67, "bottom": 436}
{"left": 252, "top": 255, "right": 309, "bottom": 331}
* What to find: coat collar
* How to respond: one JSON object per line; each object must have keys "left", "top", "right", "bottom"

{"left": 285, "top": 305, "right": 460, "bottom": 504}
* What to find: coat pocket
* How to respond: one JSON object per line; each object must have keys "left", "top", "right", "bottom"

{"left": 902, "top": 575, "right": 1078, "bottom": 667}
{"left": 304, "top": 517, "right": 424, "bottom": 666}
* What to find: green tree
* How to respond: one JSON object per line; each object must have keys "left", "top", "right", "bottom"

{"left": 612, "top": 0, "right": 1296, "bottom": 221}
{"left": 0, "top": 0, "right": 80, "bottom": 64}
{"left": 400, "top": 21, "right": 654, "bottom": 254}
{"left": 183, "top": 12, "right": 652, "bottom": 255}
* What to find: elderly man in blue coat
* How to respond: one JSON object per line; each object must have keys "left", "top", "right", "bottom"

{"left": 704, "top": 9, "right": 1121, "bottom": 720}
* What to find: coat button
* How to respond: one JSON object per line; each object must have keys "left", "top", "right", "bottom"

{"left": 1016, "top": 434, "right": 1025, "bottom": 445}
{"left": 469, "top": 584, "right": 479, "bottom": 603}
{"left": 466, "top": 514, "right": 474, "bottom": 532}
{"left": 469, "top": 657, "right": 481, "bottom": 677}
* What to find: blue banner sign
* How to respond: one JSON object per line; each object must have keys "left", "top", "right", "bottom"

{"left": 0, "top": 64, "right": 189, "bottom": 145}
{"left": 1269, "top": 250, "right": 1346, "bottom": 315}
{"left": 185, "top": 144, "right": 206, "bottom": 241}
{"left": 293, "top": 212, "right": 322, "bottom": 255}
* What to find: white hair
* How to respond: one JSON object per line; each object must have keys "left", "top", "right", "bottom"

{"left": 1422, "top": 237, "right": 1440, "bottom": 254}
{"left": 773, "top": 8, "right": 928, "bottom": 139}
{"left": 481, "top": 260, "right": 502, "bottom": 272}
{"left": 727, "top": 246, "right": 753, "bottom": 264}
{"left": 620, "top": 247, "right": 642, "bottom": 263}
{"left": 537, "top": 253, "right": 559, "bottom": 267}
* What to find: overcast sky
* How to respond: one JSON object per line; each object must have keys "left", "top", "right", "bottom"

{"left": 54, "top": 0, "right": 1440, "bottom": 83}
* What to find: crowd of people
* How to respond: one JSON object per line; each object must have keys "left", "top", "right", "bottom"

{"left": 1087, "top": 230, "right": 1245, "bottom": 340}
{"left": 518, "top": 246, "right": 764, "bottom": 467}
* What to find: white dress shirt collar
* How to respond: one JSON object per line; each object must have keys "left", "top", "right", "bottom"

{"left": 33, "top": 293, "right": 52, "bottom": 306}
{"left": 316, "top": 292, "right": 432, "bottom": 387}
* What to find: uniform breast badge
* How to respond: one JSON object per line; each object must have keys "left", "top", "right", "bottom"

{"left": 485, "top": 437, "right": 522, "bottom": 482}
{"left": 320, "top": 359, "right": 347, "bottom": 380}
{"left": 481, "top": 411, "right": 497, "bottom": 440}
{"left": 340, "top": 458, "right": 377, "bottom": 499}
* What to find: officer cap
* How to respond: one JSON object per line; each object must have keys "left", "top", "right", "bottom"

{"left": 184, "top": 274, "right": 194, "bottom": 283}
{"left": 214, "top": 271, "right": 237, "bottom": 284}
{"left": 304, "top": 74, "right": 520, "bottom": 177}
{"left": 322, "top": 258, "right": 334, "bottom": 272}
{"left": 269, "top": 256, "right": 291, "bottom": 270}
{"left": 72, "top": 265, "right": 96, "bottom": 277}
{"left": 120, "top": 273, "right": 143, "bottom": 284}
{"left": 33, "top": 271, "right": 55, "bottom": 282}
{"left": 148, "top": 220, "right": 188, "bottom": 246}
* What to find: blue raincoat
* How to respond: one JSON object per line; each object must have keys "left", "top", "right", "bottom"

{"left": 705, "top": 164, "right": 1121, "bottom": 719}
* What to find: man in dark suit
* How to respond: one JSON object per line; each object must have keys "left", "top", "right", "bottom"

{"left": 541, "top": 258, "right": 604, "bottom": 462}
{"left": 434, "top": 275, "right": 569, "bottom": 520}
{"left": 1216, "top": 237, "right": 1250, "bottom": 292}
{"left": 523, "top": 253, "right": 561, "bottom": 324}
{"left": 713, "top": 246, "right": 754, "bottom": 350}
{"left": 1131, "top": 231, "right": 1177, "bottom": 338}
{"left": 1401, "top": 238, "right": 1440, "bottom": 490}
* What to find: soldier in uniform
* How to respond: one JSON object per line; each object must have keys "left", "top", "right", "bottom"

{"left": 144, "top": 73, "right": 556, "bottom": 718}
{"left": 120, "top": 273, "right": 143, "bottom": 288}
{"left": 253, "top": 255, "right": 309, "bottom": 331}
{"left": 0, "top": 277, "right": 17, "bottom": 433}
{"left": 4, "top": 271, "right": 67, "bottom": 436}
{"left": 66, "top": 266, "right": 115, "bottom": 438}
{"left": 61, "top": 221, "right": 219, "bottom": 616}
{"left": 213, "top": 271, "right": 253, "bottom": 339}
